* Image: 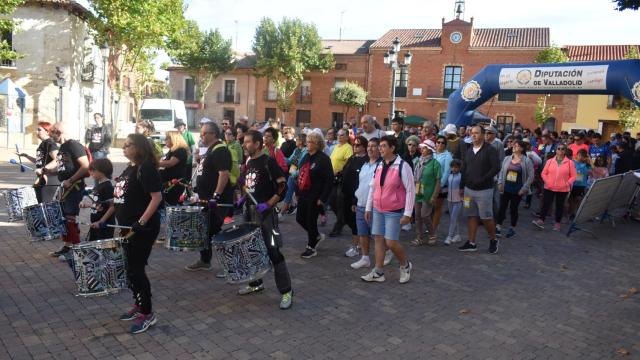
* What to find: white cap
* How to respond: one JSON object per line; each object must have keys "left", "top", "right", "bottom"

{"left": 199, "top": 117, "right": 212, "bottom": 124}
{"left": 444, "top": 124, "right": 457, "bottom": 135}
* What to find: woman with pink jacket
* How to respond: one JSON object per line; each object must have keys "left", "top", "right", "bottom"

{"left": 532, "top": 144, "right": 577, "bottom": 231}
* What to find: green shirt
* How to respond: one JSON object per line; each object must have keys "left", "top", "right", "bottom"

{"left": 226, "top": 140, "right": 243, "bottom": 185}
{"left": 182, "top": 131, "right": 196, "bottom": 165}
{"left": 414, "top": 158, "right": 442, "bottom": 202}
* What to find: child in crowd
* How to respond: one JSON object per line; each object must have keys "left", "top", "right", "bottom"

{"left": 590, "top": 155, "right": 609, "bottom": 184}
{"left": 444, "top": 159, "right": 463, "bottom": 245}
{"left": 568, "top": 149, "right": 591, "bottom": 220}
{"left": 85, "top": 158, "right": 116, "bottom": 241}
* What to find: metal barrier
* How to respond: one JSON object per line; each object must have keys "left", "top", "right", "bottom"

{"left": 567, "top": 171, "right": 640, "bottom": 237}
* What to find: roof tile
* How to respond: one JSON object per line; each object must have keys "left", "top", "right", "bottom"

{"left": 321, "top": 40, "right": 375, "bottom": 55}
{"left": 565, "top": 45, "right": 640, "bottom": 61}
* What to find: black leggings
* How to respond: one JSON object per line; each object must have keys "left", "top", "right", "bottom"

{"left": 296, "top": 196, "right": 321, "bottom": 248}
{"left": 248, "top": 209, "right": 291, "bottom": 294}
{"left": 539, "top": 189, "right": 568, "bottom": 223}
{"left": 125, "top": 214, "right": 160, "bottom": 315}
{"left": 497, "top": 192, "right": 522, "bottom": 227}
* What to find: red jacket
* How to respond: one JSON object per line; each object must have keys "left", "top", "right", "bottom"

{"left": 541, "top": 156, "right": 577, "bottom": 192}
{"left": 264, "top": 144, "right": 288, "bottom": 174}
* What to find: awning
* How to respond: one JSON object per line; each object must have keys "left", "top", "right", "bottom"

{"left": 403, "top": 115, "right": 428, "bottom": 126}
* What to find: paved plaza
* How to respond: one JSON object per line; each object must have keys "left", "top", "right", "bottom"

{"left": 1, "top": 152, "right": 640, "bottom": 360}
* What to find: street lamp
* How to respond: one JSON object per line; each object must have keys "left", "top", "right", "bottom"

{"left": 100, "top": 42, "right": 110, "bottom": 119}
{"left": 54, "top": 66, "right": 68, "bottom": 122}
{"left": 383, "top": 37, "right": 412, "bottom": 124}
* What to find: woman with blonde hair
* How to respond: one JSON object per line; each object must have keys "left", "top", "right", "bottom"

{"left": 159, "top": 131, "right": 190, "bottom": 205}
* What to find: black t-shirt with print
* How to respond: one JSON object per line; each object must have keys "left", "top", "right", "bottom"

{"left": 90, "top": 180, "right": 115, "bottom": 224}
{"left": 114, "top": 160, "right": 162, "bottom": 226}
{"left": 35, "top": 138, "right": 58, "bottom": 169}
{"left": 86, "top": 126, "right": 112, "bottom": 152}
{"left": 56, "top": 139, "right": 86, "bottom": 185}
{"left": 160, "top": 148, "right": 188, "bottom": 183}
{"left": 195, "top": 142, "right": 233, "bottom": 202}
{"left": 245, "top": 154, "right": 285, "bottom": 204}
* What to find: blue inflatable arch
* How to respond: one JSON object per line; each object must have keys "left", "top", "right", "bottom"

{"left": 445, "top": 59, "right": 640, "bottom": 127}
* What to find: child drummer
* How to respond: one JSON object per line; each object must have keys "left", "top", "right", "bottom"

{"left": 238, "top": 130, "right": 293, "bottom": 310}
{"left": 81, "top": 158, "right": 116, "bottom": 241}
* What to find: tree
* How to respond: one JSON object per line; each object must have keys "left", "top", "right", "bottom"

{"left": 613, "top": 0, "right": 640, "bottom": 10}
{"left": 534, "top": 44, "right": 569, "bottom": 64}
{"left": 532, "top": 45, "right": 568, "bottom": 127}
{"left": 534, "top": 95, "right": 556, "bottom": 127}
{"left": 333, "top": 81, "right": 367, "bottom": 121}
{"left": 253, "top": 17, "right": 334, "bottom": 124}
{"left": 0, "top": 0, "right": 25, "bottom": 63}
{"left": 167, "top": 20, "right": 235, "bottom": 116}
{"left": 86, "top": 0, "right": 185, "bottom": 130}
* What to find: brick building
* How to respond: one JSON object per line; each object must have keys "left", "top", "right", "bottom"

{"left": 254, "top": 40, "right": 374, "bottom": 129}
{"left": 367, "top": 17, "right": 576, "bottom": 132}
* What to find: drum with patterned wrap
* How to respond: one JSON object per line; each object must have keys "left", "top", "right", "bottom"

{"left": 22, "top": 201, "right": 66, "bottom": 241}
{"left": 72, "top": 238, "right": 128, "bottom": 297}
{"left": 165, "top": 206, "right": 209, "bottom": 251}
{"left": 213, "top": 223, "right": 271, "bottom": 284}
{"left": 2, "top": 187, "right": 38, "bottom": 222}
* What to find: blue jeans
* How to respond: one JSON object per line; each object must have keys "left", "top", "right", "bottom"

{"left": 91, "top": 150, "right": 108, "bottom": 159}
{"left": 284, "top": 176, "right": 297, "bottom": 204}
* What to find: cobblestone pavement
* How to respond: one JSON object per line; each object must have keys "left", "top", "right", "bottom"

{"left": 1, "top": 153, "right": 640, "bottom": 360}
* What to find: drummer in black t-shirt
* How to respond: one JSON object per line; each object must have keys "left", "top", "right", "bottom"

{"left": 17, "top": 121, "right": 59, "bottom": 202}
{"left": 238, "top": 130, "right": 293, "bottom": 309}
{"left": 114, "top": 134, "right": 163, "bottom": 334}
{"left": 159, "top": 131, "right": 189, "bottom": 205}
{"left": 44, "top": 123, "right": 89, "bottom": 257}
{"left": 84, "top": 158, "right": 115, "bottom": 241}
{"left": 184, "top": 122, "right": 233, "bottom": 273}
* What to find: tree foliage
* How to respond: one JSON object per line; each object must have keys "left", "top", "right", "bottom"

{"left": 0, "top": 0, "right": 25, "bottom": 62}
{"left": 252, "top": 17, "right": 334, "bottom": 121}
{"left": 167, "top": 20, "right": 235, "bottom": 105}
{"left": 612, "top": 0, "right": 640, "bottom": 10}
{"left": 87, "top": 0, "right": 185, "bottom": 89}
{"left": 534, "top": 95, "right": 555, "bottom": 127}
{"left": 534, "top": 45, "right": 569, "bottom": 64}
{"left": 333, "top": 81, "right": 367, "bottom": 120}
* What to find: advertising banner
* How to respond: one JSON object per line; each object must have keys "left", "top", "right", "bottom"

{"left": 499, "top": 65, "right": 608, "bottom": 90}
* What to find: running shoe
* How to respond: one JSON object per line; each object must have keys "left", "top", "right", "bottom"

{"left": 344, "top": 245, "right": 359, "bottom": 257}
{"left": 279, "top": 291, "right": 293, "bottom": 310}
{"left": 488, "top": 239, "right": 499, "bottom": 254}
{"left": 458, "top": 241, "right": 478, "bottom": 252}
{"left": 350, "top": 257, "right": 370, "bottom": 269}
{"left": 119, "top": 305, "right": 141, "bottom": 321}
{"left": 532, "top": 219, "right": 545, "bottom": 229}
{"left": 184, "top": 260, "right": 212, "bottom": 271}
{"left": 130, "top": 312, "right": 157, "bottom": 334}
{"left": 361, "top": 269, "right": 385, "bottom": 282}
{"left": 237, "top": 284, "right": 264, "bottom": 295}
{"left": 399, "top": 261, "right": 412, "bottom": 284}
{"left": 300, "top": 246, "right": 317, "bottom": 259}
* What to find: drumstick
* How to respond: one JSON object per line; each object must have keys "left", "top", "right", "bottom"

{"left": 78, "top": 221, "right": 131, "bottom": 229}
{"left": 9, "top": 159, "right": 34, "bottom": 171}
{"left": 15, "top": 145, "right": 26, "bottom": 172}
{"left": 242, "top": 185, "right": 259, "bottom": 205}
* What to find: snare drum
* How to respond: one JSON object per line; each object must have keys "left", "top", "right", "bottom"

{"left": 165, "top": 206, "right": 209, "bottom": 251}
{"left": 2, "top": 186, "right": 38, "bottom": 222}
{"left": 72, "top": 238, "right": 128, "bottom": 297}
{"left": 22, "top": 201, "right": 66, "bottom": 241}
{"left": 213, "top": 223, "right": 271, "bottom": 284}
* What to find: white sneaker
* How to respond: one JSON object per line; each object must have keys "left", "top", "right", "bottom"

{"left": 444, "top": 236, "right": 453, "bottom": 245}
{"left": 344, "top": 246, "right": 359, "bottom": 258}
{"left": 401, "top": 223, "right": 412, "bottom": 231}
{"left": 350, "top": 257, "right": 370, "bottom": 269}
{"left": 360, "top": 269, "right": 385, "bottom": 282}
{"left": 452, "top": 234, "right": 462, "bottom": 243}
{"left": 399, "top": 261, "right": 412, "bottom": 284}
{"left": 383, "top": 250, "right": 393, "bottom": 266}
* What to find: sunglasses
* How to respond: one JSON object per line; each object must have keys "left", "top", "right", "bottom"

{"left": 557, "top": 147, "right": 566, "bottom": 150}
{"left": 436, "top": 141, "right": 445, "bottom": 144}
{"left": 407, "top": 143, "right": 417, "bottom": 146}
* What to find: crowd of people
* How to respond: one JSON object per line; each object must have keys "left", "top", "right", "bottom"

{"left": 17, "top": 111, "right": 640, "bottom": 334}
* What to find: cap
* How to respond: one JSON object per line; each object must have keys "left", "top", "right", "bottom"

{"left": 199, "top": 117, "right": 212, "bottom": 124}
{"left": 485, "top": 125, "right": 497, "bottom": 134}
{"left": 174, "top": 120, "right": 186, "bottom": 128}
{"left": 444, "top": 124, "right": 457, "bottom": 135}
{"left": 419, "top": 139, "right": 436, "bottom": 152}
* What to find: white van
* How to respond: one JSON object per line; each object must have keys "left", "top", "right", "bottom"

{"left": 139, "top": 99, "right": 187, "bottom": 143}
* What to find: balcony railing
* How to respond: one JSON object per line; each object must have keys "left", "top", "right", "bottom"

{"left": 217, "top": 92, "right": 240, "bottom": 104}
{"left": 297, "top": 92, "right": 312, "bottom": 104}
{"left": 264, "top": 90, "right": 277, "bottom": 101}
{"left": 0, "top": 59, "right": 16, "bottom": 68}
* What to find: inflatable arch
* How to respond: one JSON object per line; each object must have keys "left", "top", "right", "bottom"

{"left": 445, "top": 59, "right": 640, "bottom": 127}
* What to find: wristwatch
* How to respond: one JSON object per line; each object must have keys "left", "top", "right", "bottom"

{"left": 138, "top": 219, "right": 146, "bottom": 226}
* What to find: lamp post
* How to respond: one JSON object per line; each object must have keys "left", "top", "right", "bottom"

{"left": 383, "top": 37, "right": 412, "bottom": 124}
{"left": 100, "top": 42, "right": 110, "bottom": 119}
{"left": 54, "top": 66, "right": 68, "bottom": 122}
